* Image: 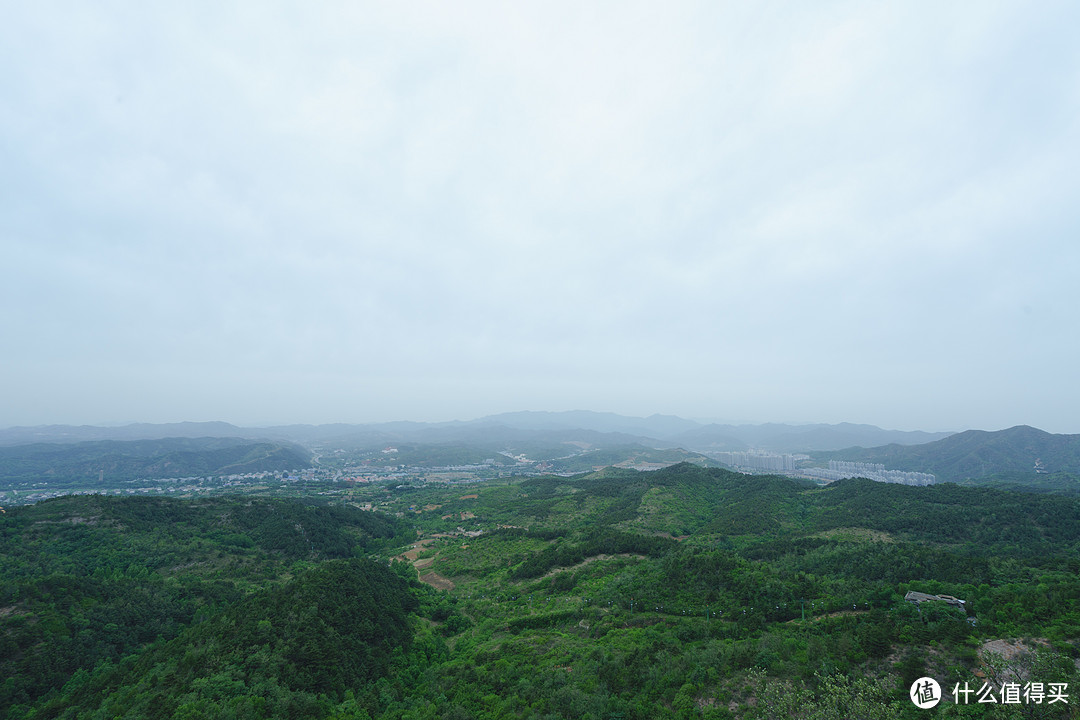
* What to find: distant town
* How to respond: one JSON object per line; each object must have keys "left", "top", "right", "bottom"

{"left": 0, "top": 445, "right": 936, "bottom": 509}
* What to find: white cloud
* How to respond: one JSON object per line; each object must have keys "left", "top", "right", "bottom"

{"left": 2, "top": 1, "right": 1079, "bottom": 430}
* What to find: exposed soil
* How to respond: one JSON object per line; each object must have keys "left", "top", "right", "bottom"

{"left": 396, "top": 537, "right": 454, "bottom": 590}
{"left": 980, "top": 638, "right": 1049, "bottom": 663}
{"left": 400, "top": 538, "right": 437, "bottom": 561}
{"left": 419, "top": 572, "right": 455, "bottom": 591}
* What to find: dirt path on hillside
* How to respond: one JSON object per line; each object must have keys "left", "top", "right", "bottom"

{"left": 396, "top": 537, "right": 454, "bottom": 590}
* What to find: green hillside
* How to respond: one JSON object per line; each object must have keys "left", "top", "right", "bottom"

{"left": 3, "top": 465, "right": 1079, "bottom": 719}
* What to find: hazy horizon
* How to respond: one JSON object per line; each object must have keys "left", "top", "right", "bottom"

{"left": 4, "top": 3, "right": 1078, "bottom": 435}
{"left": 0, "top": 409, "right": 1021, "bottom": 438}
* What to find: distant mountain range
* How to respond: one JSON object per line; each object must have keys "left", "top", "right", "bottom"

{"left": 2, "top": 415, "right": 1079, "bottom": 492}
{"left": 0, "top": 412, "right": 953, "bottom": 453}
{"left": 0, "top": 421, "right": 261, "bottom": 446}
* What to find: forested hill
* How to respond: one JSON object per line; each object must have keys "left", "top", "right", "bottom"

{"left": 348, "top": 463, "right": 1080, "bottom": 718}
{"left": 0, "top": 495, "right": 416, "bottom": 719}
{"left": 815, "top": 424, "right": 1080, "bottom": 482}
{"left": 0, "top": 437, "right": 311, "bottom": 486}
{"left": 495, "top": 463, "right": 1080, "bottom": 552}
{"left": 5, "top": 467, "right": 1080, "bottom": 719}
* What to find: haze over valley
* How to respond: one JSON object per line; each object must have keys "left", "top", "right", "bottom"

{"left": 4, "top": 412, "right": 1078, "bottom": 508}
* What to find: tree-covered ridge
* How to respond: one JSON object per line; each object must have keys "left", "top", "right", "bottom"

{"left": 0, "top": 437, "right": 312, "bottom": 487}
{"left": 435, "top": 465, "right": 811, "bottom": 538}
{"left": 453, "top": 464, "right": 1080, "bottom": 550}
{"left": 0, "top": 496, "right": 414, "bottom": 718}
{"left": 806, "top": 478, "right": 1080, "bottom": 548}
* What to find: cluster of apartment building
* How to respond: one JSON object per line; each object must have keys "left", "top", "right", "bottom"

{"left": 711, "top": 451, "right": 802, "bottom": 472}
{"left": 801, "top": 460, "right": 936, "bottom": 486}
{"left": 708, "top": 452, "right": 937, "bottom": 487}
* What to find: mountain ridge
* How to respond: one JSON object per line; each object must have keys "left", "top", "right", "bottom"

{"left": 0, "top": 413, "right": 956, "bottom": 453}
{"left": 0, "top": 436, "right": 312, "bottom": 486}
{"left": 816, "top": 424, "right": 1080, "bottom": 482}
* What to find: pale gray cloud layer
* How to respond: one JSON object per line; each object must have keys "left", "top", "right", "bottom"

{"left": 3, "top": 2, "right": 1079, "bottom": 432}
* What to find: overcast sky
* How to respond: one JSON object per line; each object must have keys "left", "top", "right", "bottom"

{"left": 3, "top": 2, "right": 1078, "bottom": 433}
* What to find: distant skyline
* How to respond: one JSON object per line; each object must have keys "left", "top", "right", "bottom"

{"left": 4, "top": 3, "right": 1079, "bottom": 435}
